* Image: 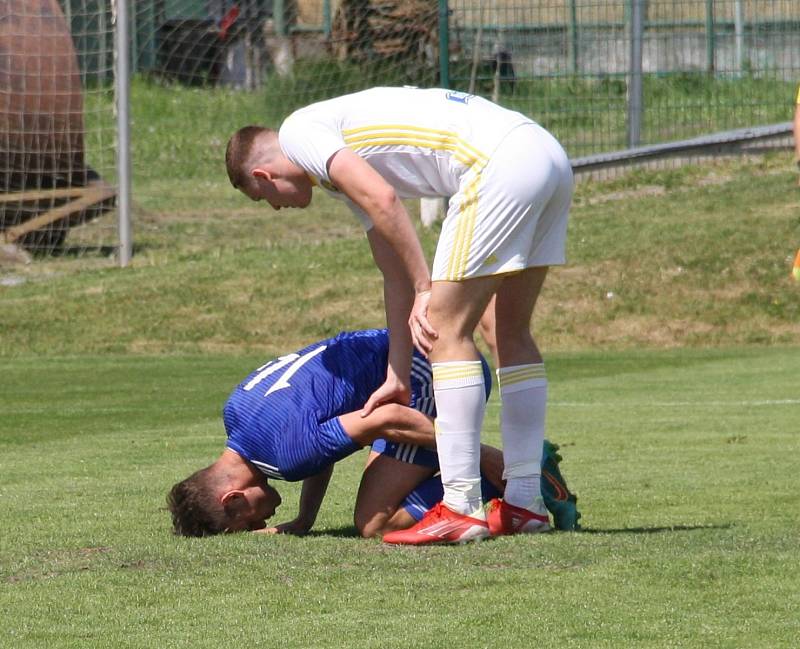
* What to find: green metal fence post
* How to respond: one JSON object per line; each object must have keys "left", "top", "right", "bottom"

{"left": 130, "top": 1, "right": 138, "bottom": 74}
{"left": 627, "top": 0, "right": 644, "bottom": 147}
{"left": 274, "top": 0, "right": 287, "bottom": 36}
{"left": 568, "top": 0, "right": 579, "bottom": 74}
{"left": 323, "top": 0, "right": 332, "bottom": 38}
{"left": 734, "top": 0, "right": 745, "bottom": 76}
{"left": 706, "top": 0, "right": 715, "bottom": 73}
{"left": 439, "top": 0, "right": 450, "bottom": 89}
{"left": 98, "top": 0, "right": 109, "bottom": 82}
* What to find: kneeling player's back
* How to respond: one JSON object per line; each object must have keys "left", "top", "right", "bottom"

{"left": 223, "top": 330, "right": 390, "bottom": 452}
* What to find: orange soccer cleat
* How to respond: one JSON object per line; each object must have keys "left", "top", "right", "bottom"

{"left": 383, "top": 502, "right": 490, "bottom": 545}
{"left": 486, "top": 498, "right": 551, "bottom": 537}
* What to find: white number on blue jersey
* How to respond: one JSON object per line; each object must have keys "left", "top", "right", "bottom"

{"left": 243, "top": 345, "right": 328, "bottom": 396}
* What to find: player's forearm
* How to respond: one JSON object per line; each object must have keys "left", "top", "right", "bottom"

{"left": 368, "top": 228, "right": 420, "bottom": 385}
{"left": 340, "top": 403, "right": 435, "bottom": 448}
{"left": 384, "top": 282, "right": 414, "bottom": 385}
{"left": 296, "top": 465, "right": 334, "bottom": 530}
{"left": 373, "top": 196, "right": 431, "bottom": 294}
{"left": 372, "top": 403, "right": 436, "bottom": 448}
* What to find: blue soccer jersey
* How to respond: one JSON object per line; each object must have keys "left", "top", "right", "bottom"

{"left": 224, "top": 329, "right": 452, "bottom": 482}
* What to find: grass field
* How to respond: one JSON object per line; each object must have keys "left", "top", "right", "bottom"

{"left": 2, "top": 347, "right": 798, "bottom": 648}
{"left": 2, "top": 80, "right": 800, "bottom": 646}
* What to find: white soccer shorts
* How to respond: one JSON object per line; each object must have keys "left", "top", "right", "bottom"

{"left": 431, "top": 122, "right": 573, "bottom": 281}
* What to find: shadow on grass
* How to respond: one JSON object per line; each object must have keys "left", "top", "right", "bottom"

{"left": 577, "top": 523, "right": 733, "bottom": 535}
{"left": 305, "top": 526, "right": 362, "bottom": 538}
{"left": 299, "top": 523, "right": 733, "bottom": 539}
{"left": 54, "top": 243, "right": 151, "bottom": 258}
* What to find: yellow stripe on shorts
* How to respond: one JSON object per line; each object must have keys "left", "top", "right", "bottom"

{"left": 446, "top": 170, "right": 481, "bottom": 280}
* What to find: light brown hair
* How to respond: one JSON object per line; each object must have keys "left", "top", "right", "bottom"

{"left": 225, "top": 125, "right": 273, "bottom": 190}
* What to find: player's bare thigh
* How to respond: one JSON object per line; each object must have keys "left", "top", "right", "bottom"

{"left": 354, "top": 451, "right": 436, "bottom": 538}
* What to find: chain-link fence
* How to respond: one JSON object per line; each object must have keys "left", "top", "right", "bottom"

{"left": 445, "top": 1, "right": 799, "bottom": 156}
{"left": 122, "top": 1, "right": 800, "bottom": 154}
{"left": 2, "top": 1, "right": 798, "bottom": 258}
{"left": 1, "top": 0, "right": 118, "bottom": 259}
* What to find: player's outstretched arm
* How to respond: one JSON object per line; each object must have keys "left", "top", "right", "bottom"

{"left": 257, "top": 465, "right": 335, "bottom": 536}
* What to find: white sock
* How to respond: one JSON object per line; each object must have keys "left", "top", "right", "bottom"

{"left": 432, "top": 361, "right": 486, "bottom": 519}
{"left": 497, "top": 364, "right": 547, "bottom": 513}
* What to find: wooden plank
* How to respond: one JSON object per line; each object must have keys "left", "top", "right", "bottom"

{"left": 3, "top": 183, "right": 116, "bottom": 244}
{"left": 0, "top": 186, "right": 89, "bottom": 203}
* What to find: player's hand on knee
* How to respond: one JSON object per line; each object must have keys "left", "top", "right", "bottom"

{"left": 361, "top": 378, "right": 410, "bottom": 418}
{"left": 409, "top": 289, "right": 437, "bottom": 356}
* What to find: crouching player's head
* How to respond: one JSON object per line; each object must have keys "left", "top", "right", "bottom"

{"left": 167, "top": 462, "right": 281, "bottom": 537}
{"left": 225, "top": 125, "right": 313, "bottom": 210}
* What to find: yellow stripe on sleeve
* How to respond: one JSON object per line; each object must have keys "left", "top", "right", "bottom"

{"left": 343, "top": 124, "right": 488, "bottom": 168}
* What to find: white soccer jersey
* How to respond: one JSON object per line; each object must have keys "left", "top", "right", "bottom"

{"left": 278, "top": 87, "right": 531, "bottom": 222}
{"left": 278, "top": 87, "right": 572, "bottom": 281}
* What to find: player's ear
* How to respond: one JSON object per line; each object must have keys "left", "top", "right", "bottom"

{"left": 251, "top": 168, "right": 273, "bottom": 183}
{"left": 220, "top": 489, "right": 248, "bottom": 515}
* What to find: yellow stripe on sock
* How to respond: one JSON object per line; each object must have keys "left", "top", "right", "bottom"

{"left": 432, "top": 363, "right": 485, "bottom": 382}
{"left": 497, "top": 365, "right": 546, "bottom": 388}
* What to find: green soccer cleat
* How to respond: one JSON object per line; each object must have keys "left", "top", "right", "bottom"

{"left": 541, "top": 439, "right": 581, "bottom": 531}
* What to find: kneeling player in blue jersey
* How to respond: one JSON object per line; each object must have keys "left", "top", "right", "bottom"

{"left": 167, "top": 329, "right": 579, "bottom": 538}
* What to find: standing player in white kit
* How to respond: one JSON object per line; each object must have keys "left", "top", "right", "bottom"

{"left": 225, "top": 87, "right": 574, "bottom": 545}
